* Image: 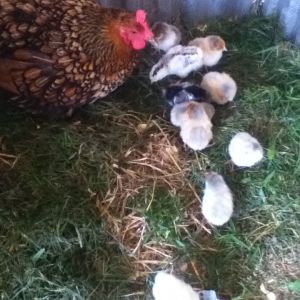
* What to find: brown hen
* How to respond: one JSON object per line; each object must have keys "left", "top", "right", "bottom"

{"left": 0, "top": 0, "right": 153, "bottom": 115}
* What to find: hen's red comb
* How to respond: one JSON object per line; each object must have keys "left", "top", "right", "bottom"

{"left": 135, "top": 9, "right": 153, "bottom": 39}
{"left": 136, "top": 9, "right": 146, "bottom": 23}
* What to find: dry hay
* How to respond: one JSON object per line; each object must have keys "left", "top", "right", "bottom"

{"left": 96, "top": 110, "right": 211, "bottom": 278}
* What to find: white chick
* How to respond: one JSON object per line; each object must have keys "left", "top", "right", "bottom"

{"left": 228, "top": 132, "right": 264, "bottom": 167}
{"left": 202, "top": 171, "right": 234, "bottom": 226}
{"left": 149, "top": 45, "right": 203, "bottom": 82}
{"left": 188, "top": 35, "right": 227, "bottom": 67}
{"left": 152, "top": 271, "right": 199, "bottom": 300}
{"left": 200, "top": 71, "right": 237, "bottom": 105}
{"left": 150, "top": 22, "right": 182, "bottom": 52}
{"left": 170, "top": 101, "right": 215, "bottom": 128}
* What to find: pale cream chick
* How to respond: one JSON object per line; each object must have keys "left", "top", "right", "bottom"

{"left": 180, "top": 125, "right": 213, "bottom": 151}
{"left": 200, "top": 71, "right": 237, "bottom": 105}
{"left": 228, "top": 132, "right": 264, "bottom": 167}
{"left": 170, "top": 101, "right": 215, "bottom": 128}
{"left": 188, "top": 35, "right": 227, "bottom": 66}
{"left": 152, "top": 272, "right": 199, "bottom": 300}
{"left": 170, "top": 102, "right": 189, "bottom": 127}
{"left": 170, "top": 101, "right": 215, "bottom": 151}
{"left": 150, "top": 22, "right": 182, "bottom": 52}
{"left": 202, "top": 171, "right": 234, "bottom": 226}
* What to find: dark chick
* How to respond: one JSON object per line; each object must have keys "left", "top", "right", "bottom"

{"left": 163, "top": 82, "right": 208, "bottom": 106}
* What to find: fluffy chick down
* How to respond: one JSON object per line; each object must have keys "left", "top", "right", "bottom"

{"left": 200, "top": 71, "right": 237, "bottom": 105}
{"left": 170, "top": 101, "right": 215, "bottom": 151}
{"left": 202, "top": 171, "right": 234, "bottom": 226}
{"left": 188, "top": 35, "right": 226, "bottom": 67}
{"left": 228, "top": 132, "right": 264, "bottom": 167}
{"left": 150, "top": 45, "right": 203, "bottom": 82}
{"left": 150, "top": 22, "right": 182, "bottom": 52}
{"left": 152, "top": 272, "right": 199, "bottom": 300}
{"left": 180, "top": 125, "right": 213, "bottom": 151}
{"left": 170, "top": 101, "right": 215, "bottom": 128}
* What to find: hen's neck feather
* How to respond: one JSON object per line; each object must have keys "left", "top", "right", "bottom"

{"left": 79, "top": 7, "right": 134, "bottom": 69}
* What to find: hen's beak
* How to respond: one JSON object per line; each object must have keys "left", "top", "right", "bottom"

{"left": 224, "top": 47, "right": 228, "bottom": 51}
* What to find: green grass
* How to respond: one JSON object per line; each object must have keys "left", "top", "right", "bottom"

{"left": 1, "top": 16, "right": 300, "bottom": 299}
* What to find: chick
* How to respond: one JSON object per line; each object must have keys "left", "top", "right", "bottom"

{"left": 180, "top": 125, "right": 213, "bottom": 151}
{"left": 170, "top": 101, "right": 215, "bottom": 151}
{"left": 170, "top": 101, "right": 215, "bottom": 128}
{"left": 200, "top": 71, "right": 237, "bottom": 105}
{"left": 199, "top": 290, "right": 220, "bottom": 300}
{"left": 164, "top": 82, "right": 208, "bottom": 106}
{"left": 202, "top": 171, "right": 234, "bottom": 226}
{"left": 228, "top": 132, "right": 264, "bottom": 167}
{"left": 188, "top": 35, "right": 227, "bottom": 67}
{"left": 150, "top": 45, "right": 203, "bottom": 82}
{"left": 170, "top": 102, "right": 188, "bottom": 127}
{"left": 150, "top": 22, "right": 182, "bottom": 52}
{"left": 152, "top": 272, "right": 199, "bottom": 300}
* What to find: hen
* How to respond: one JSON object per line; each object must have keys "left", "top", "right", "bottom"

{"left": 0, "top": 0, "right": 153, "bottom": 115}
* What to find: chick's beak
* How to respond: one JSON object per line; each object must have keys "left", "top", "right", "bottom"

{"left": 204, "top": 171, "right": 212, "bottom": 179}
{"left": 142, "top": 23, "right": 154, "bottom": 41}
{"left": 147, "top": 30, "right": 154, "bottom": 41}
{"left": 149, "top": 38, "right": 157, "bottom": 47}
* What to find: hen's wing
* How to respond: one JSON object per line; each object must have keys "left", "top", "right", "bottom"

{"left": 0, "top": 48, "right": 77, "bottom": 115}
{"left": 0, "top": 0, "right": 58, "bottom": 51}
{"left": 0, "top": 1, "right": 61, "bottom": 110}
{"left": 0, "top": 49, "right": 55, "bottom": 95}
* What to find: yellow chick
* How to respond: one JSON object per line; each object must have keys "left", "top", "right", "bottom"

{"left": 152, "top": 272, "right": 199, "bottom": 300}
{"left": 202, "top": 171, "right": 234, "bottom": 226}
{"left": 228, "top": 132, "right": 264, "bottom": 167}
{"left": 200, "top": 71, "right": 237, "bottom": 105}
{"left": 150, "top": 22, "right": 182, "bottom": 52}
{"left": 188, "top": 35, "right": 227, "bottom": 67}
